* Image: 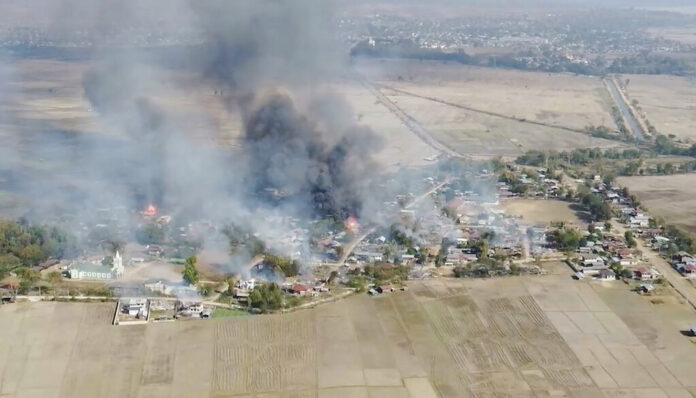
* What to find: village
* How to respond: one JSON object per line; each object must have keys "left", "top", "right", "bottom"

{"left": 5, "top": 156, "right": 696, "bottom": 328}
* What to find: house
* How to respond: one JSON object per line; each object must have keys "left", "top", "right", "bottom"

{"left": 237, "top": 279, "right": 256, "bottom": 291}
{"left": 291, "top": 284, "right": 311, "bottom": 295}
{"left": 673, "top": 252, "right": 695, "bottom": 264}
{"left": 580, "top": 264, "right": 609, "bottom": 276}
{"left": 378, "top": 285, "right": 394, "bottom": 293}
{"left": 313, "top": 283, "right": 330, "bottom": 293}
{"left": 618, "top": 255, "right": 637, "bottom": 267}
{"left": 629, "top": 214, "right": 650, "bottom": 228}
{"left": 122, "top": 298, "right": 147, "bottom": 318}
{"left": 401, "top": 254, "right": 416, "bottom": 264}
{"left": 147, "top": 245, "right": 164, "bottom": 257}
{"left": 597, "top": 269, "right": 616, "bottom": 281}
{"left": 634, "top": 267, "right": 660, "bottom": 281}
{"left": 355, "top": 251, "right": 383, "bottom": 263}
{"left": 653, "top": 236, "right": 670, "bottom": 247}
{"left": 144, "top": 280, "right": 168, "bottom": 295}
{"left": 582, "top": 254, "right": 605, "bottom": 268}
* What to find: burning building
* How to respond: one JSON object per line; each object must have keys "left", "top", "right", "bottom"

{"left": 142, "top": 204, "right": 158, "bottom": 218}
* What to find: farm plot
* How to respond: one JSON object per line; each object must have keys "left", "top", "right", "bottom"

{"left": 622, "top": 74, "right": 696, "bottom": 142}
{"left": 3, "top": 272, "right": 696, "bottom": 397}
{"left": 618, "top": 174, "right": 696, "bottom": 233}
{"left": 357, "top": 59, "right": 624, "bottom": 157}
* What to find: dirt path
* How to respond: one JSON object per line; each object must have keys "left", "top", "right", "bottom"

{"left": 612, "top": 220, "right": 696, "bottom": 310}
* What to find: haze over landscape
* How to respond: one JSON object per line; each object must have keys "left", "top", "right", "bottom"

{"left": 3, "top": 0, "right": 696, "bottom": 397}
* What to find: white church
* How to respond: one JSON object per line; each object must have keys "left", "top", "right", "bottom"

{"left": 69, "top": 251, "right": 125, "bottom": 280}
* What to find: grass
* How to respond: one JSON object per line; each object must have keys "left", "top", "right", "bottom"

{"left": 212, "top": 308, "right": 248, "bottom": 319}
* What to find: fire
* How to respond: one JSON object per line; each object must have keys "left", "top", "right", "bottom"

{"left": 142, "top": 204, "right": 158, "bottom": 217}
{"left": 345, "top": 216, "right": 360, "bottom": 233}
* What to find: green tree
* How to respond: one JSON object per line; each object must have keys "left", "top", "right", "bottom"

{"left": 477, "top": 239, "right": 490, "bottom": 261}
{"left": 553, "top": 228, "right": 583, "bottom": 251}
{"left": 249, "top": 283, "right": 284, "bottom": 312}
{"left": 346, "top": 276, "right": 366, "bottom": 292}
{"left": 624, "top": 231, "right": 637, "bottom": 248}
{"left": 264, "top": 254, "right": 300, "bottom": 277}
{"left": 0, "top": 254, "right": 22, "bottom": 278}
{"left": 18, "top": 244, "right": 43, "bottom": 267}
{"left": 182, "top": 256, "right": 199, "bottom": 285}
{"left": 604, "top": 221, "right": 612, "bottom": 232}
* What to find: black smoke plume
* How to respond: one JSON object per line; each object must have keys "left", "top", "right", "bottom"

{"left": 243, "top": 92, "right": 382, "bottom": 219}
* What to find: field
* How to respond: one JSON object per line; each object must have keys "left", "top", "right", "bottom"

{"left": 621, "top": 74, "right": 696, "bottom": 142}
{"left": 647, "top": 26, "right": 696, "bottom": 45}
{"left": 618, "top": 174, "right": 696, "bottom": 233}
{"left": 3, "top": 262, "right": 696, "bottom": 397}
{"left": 357, "top": 59, "right": 625, "bottom": 157}
{"left": 501, "top": 199, "right": 589, "bottom": 226}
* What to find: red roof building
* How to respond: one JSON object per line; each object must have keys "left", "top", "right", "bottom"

{"left": 291, "top": 284, "right": 311, "bottom": 294}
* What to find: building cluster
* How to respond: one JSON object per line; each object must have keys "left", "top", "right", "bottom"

{"left": 340, "top": 10, "right": 694, "bottom": 66}
{"left": 114, "top": 297, "right": 214, "bottom": 325}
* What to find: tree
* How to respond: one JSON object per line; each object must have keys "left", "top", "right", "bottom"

{"left": 0, "top": 254, "right": 22, "bottom": 278}
{"left": 624, "top": 231, "right": 637, "bottom": 248}
{"left": 264, "top": 255, "right": 300, "bottom": 277}
{"left": 477, "top": 239, "right": 490, "bottom": 261}
{"left": 17, "top": 267, "right": 40, "bottom": 285}
{"left": 553, "top": 228, "right": 583, "bottom": 252}
{"left": 249, "top": 283, "right": 284, "bottom": 312}
{"left": 136, "top": 223, "right": 166, "bottom": 245}
{"left": 182, "top": 256, "right": 199, "bottom": 285}
{"left": 46, "top": 271, "right": 62, "bottom": 285}
{"left": 18, "top": 244, "right": 43, "bottom": 267}
{"left": 346, "top": 275, "right": 366, "bottom": 292}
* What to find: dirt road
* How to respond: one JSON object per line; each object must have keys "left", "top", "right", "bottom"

{"left": 612, "top": 220, "right": 696, "bottom": 309}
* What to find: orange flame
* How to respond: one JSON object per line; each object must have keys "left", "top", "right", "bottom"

{"left": 345, "top": 216, "right": 360, "bottom": 233}
{"left": 142, "top": 204, "right": 157, "bottom": 217}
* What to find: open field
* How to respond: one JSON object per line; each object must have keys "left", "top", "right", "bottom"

{"left": 501, "top": 199, "right": 589, "bottom": 226}
{"left": 3, "top": 263, "right": 696, "bottom": 397}
{"left": 621, "top": 74, "right": 696, "bottom": 142}
{"left": 618, "top": 174, "right": 696, "bottom": 233}
{"left": 647, "top": 26, "right": 696, "bottom": 45}
{"left": 357, "top": 60, "right": 624, "bottom": 157}
{"left": 641, "top": 7, "right": 696, "bottom": 16}
{"left": 0, "top": 58, "right": 434, "bottom": 167}
{"left": 0, "top": 57, "right": 436, "bottom": 217}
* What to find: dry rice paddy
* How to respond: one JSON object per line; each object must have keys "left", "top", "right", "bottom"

{"left": 3, "top": 262, "right": 696, "bottom": 397}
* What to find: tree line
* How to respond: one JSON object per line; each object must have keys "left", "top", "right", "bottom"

{"left": 0, "top": 219, "right": 77, "bottom": 279}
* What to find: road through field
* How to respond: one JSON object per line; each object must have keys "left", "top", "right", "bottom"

{"left": 612, "top": 220, "right": 696, "bottom": 309}
{"left": 379, "top": 84, "right": 594, "bottom": 136}
{"left": 361, "top": 79, "right": 462, "bottom": 158}
{"left": 605, "top": 78, "right": 646, "bottom": 142}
